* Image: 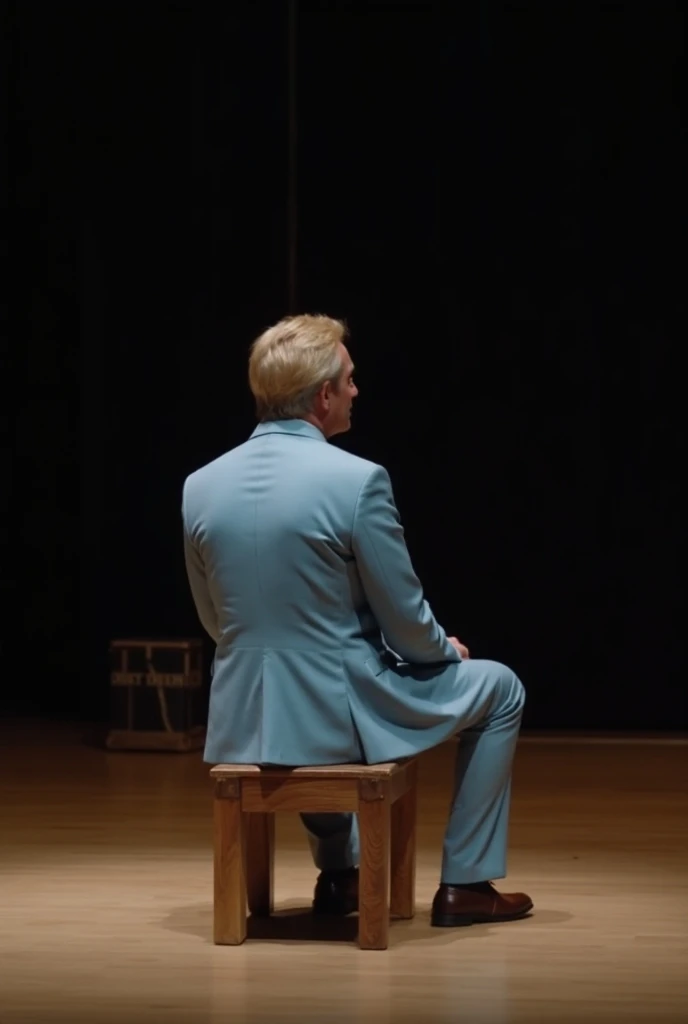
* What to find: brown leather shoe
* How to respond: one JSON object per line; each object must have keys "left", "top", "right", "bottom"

{"left": 312, "top": 867, "right": 359, "bottom": 916}
{"left": 431, "top": 881, "right": 533, "bottom": 927}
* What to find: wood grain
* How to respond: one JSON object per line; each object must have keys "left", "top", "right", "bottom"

{"left": 358, "top": 779, "right": 391, "bottom": 949}
{"left": 240, "top": 776, "right": 359, "bottom": 813}
{"left": 210, "top": 761, "right": 407, "bottom": 780}
{"left": 213, "top": 788, "right": 246, "bottom": 944}
{"left": 390, "top": 757, "right": 417, "bottom": 919}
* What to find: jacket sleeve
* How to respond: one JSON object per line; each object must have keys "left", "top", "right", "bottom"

{"left": 182, "top": 484, "right": 221, "bottom": 644}
{"left": 351, "top": 465, "right": 460, "bottom": 665}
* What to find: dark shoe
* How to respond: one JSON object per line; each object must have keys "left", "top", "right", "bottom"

{"left": 431, "top": 881, "right": 533, "bottom": 927}
{"left": 312, "top": 867, "right": 359, "bottom": 916}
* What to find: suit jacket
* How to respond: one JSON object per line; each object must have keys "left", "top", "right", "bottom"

{"left": 182, "top": 418, "right": 463, "bottom": 765}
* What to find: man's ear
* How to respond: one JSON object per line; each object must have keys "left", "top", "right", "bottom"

{"left": 313, "top": 381, "right": 329, "bottom": 414}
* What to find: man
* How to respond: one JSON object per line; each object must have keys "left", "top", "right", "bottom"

{"left": 182, "top": 314, "right": 533, "bottom": 927}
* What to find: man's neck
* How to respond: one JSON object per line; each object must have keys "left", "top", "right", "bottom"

{"left": 301, "top": 413, "right": 327, "bottom": 437}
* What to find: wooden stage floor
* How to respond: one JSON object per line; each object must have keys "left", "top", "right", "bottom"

{"left": 1, "top": 721, "right": 686, "bottom": 1023}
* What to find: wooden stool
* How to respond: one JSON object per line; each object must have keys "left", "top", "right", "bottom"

{"left": 210, "top": 758, "right": 418, "bottom": 950}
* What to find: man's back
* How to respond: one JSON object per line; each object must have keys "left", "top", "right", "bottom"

{"left": 183, "top": 419, "right": 459, "bottom": 766}
{"left": 184, "top": 419, "right": 376, "bottom": 654}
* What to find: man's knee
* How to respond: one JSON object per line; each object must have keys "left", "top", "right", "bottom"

{"left": 511, "top": 671, "right": 526, "bottom": 711}
{"left": 484, "top": 660, "right": 525, "bottom": 712}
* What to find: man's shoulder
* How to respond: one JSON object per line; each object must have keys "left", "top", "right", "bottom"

{"left": 321, "top": 443, "right": 382, "bottom": 481}
{"left": 183, "top": 446, "right": 241, "bottom": 488}
{"left": 182, "top": 442, "right": 257, "bottom": 511}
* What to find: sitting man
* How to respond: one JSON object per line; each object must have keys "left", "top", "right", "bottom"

{"left": 182, "top": 314, "right": 533, "bottom": 927}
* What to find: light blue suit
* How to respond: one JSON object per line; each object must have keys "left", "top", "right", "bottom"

{"left": 182, "top": 419, "right": 525, "bottom": 883}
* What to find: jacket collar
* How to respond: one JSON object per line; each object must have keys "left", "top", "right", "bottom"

{"left": 248, "top": 418, "right": 327, "bottom": 443}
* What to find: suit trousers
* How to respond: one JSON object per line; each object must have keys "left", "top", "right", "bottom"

{"left": 301, "top": 658, "right": 525, "bottom": 884}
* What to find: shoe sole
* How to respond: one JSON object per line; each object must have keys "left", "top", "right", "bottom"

{"left": 431, "top": 903, "right": 534, "bottom": 928}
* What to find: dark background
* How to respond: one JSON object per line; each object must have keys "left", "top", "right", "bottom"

{"left": 3, "top": 2, "right": 683, "bottom": 730}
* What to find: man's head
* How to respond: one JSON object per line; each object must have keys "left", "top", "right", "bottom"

{"left": 248, "top": 314, "right": 358, "bottom": 439}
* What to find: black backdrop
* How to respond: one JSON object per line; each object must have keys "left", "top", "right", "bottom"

{"left": 4, "top": 2, "right": 684, "bottom": 730}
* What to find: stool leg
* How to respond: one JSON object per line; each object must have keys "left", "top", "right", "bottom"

{"left": 390, "top": 761, "right": 417, "bottom": 919}
{"left": 213, "top": 783, "right": 246, "bottom": 944}
{"left": 358, "top": 785, "right": 391, "bottom": 950}
{"left": 246, "top": 812, "right": 274, "bottom": 916}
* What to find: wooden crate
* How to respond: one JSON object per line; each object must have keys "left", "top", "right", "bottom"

{"left": 106, "top": 638, "right": 206, "bottom": 752}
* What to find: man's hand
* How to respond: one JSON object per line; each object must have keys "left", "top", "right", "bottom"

{"left": 448, "top": 636, "right": 470, "bottom": 659}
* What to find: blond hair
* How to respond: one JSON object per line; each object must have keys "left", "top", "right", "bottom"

{"left": 248, "top": 314, "right": 347, "bottom": 421}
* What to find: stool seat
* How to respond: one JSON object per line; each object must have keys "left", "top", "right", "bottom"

{"left": 210, "top": 758, "right": 418, "bottom": 949}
